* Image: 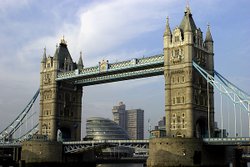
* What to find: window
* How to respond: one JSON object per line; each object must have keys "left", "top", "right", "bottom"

{"left": 175, "top": 36, "right": 179, "bottom": 42}
{"left": 175, "top": 49, "right": 179, "bottom": 56}
{"left": 176, "top": 97, "right": 181, "bottom": 103}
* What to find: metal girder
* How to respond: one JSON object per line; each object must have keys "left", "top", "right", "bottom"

{"left": 73, "top": 66, "right": 164, "bottom": 86}
{"left": 63, "top": 140, "right": 149, "bottom": 154}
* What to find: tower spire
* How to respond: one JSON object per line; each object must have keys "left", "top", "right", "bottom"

{"left": 205, "top": 24, "right": 213, "bottom": 42}
{"left": 78, "top": 51, "right": 84, "bottom": 70}
{"left": 164, "top": 17, "right": 172, "bottom": 36}
{"left": 179, "top": 5, "right": 196, "bottom": 32}
{"left": 41, "top": 47, "right": 47, "bottom": 63}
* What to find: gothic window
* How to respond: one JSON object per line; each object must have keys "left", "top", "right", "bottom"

{"left": 182, "top": 113, "right": 185, "bottom": 118}
{"left": 176, "top": 97, "right": 181, "bottom": 103}
{"left": 173, "top": 98, "right": 175, "bottom": 104}
{"left": 177, "top": 116, "right": 181, "bottom": 123}
{"left": 175, "top": 36, "right": 179, "bottom": 42}
{"left": 182, "top": 76, "right": 185, "bottom": 83}
{"left": 172, "top": 113, "right": 176, "bottom": 118}
{"left": 175, "top": 49, "right": 179, "bottom": 56}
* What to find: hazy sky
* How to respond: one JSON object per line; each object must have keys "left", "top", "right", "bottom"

{"left": 0, "top": 0, "right": 249, "bottom": 138}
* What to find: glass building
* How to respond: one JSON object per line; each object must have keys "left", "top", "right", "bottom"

{"left": 85, "top": 117, "right": 129, "bottom": 140}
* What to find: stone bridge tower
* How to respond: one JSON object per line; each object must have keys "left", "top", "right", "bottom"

{"left": 39, "top": 38, "right": 83, "bottom": 141}
{"left": 164, "top": 6, "right": 214, "bottom": 138}
{"left": 147, "top": 6, "right": 217, "bottom": 167}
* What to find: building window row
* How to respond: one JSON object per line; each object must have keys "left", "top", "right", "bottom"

{"left": 172, "top": 96, "right": 185, "bottom": 104}
{"left": 172, "top": 75, "right": 185, "bottom": 84}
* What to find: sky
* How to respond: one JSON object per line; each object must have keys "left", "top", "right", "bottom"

{"left": 0, "top": 0, "right": 249, "bottom": 138}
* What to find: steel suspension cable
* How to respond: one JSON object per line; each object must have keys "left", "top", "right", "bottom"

{"left": 0, "top": 89, "right": 39, "bottom": 140}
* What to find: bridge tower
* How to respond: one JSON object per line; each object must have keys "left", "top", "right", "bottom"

{"left": 147, "top": 6, "right": 219, "bottom": 167}
{"left": 164, "top": 6, "right": 214, "bottom": 138}
{"left": 39, "top": 38, "right": 83, "bottom": 141}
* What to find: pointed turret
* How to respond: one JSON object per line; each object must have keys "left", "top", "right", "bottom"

{"left": 184, "top": 14, "right": 192, "bottom": 32}
{"left": 204, "top": 24, "right": 214, "bottom": 72}
{"left": 77, "top": 51, "right": 84, "bottom": 70}
{"left": 204, "top": 24, "right": 214, "bottom": 53}
{"left": 163, "top": 17, "right": 172, "bottom": 48}
{"left": 205, "top": 24, "right": 213, "bottom": 42}
{"left": 41, "top": 47, "right": 47, "bottom": 63}
{"left": 181, "top": 6, "right": 195, "bottom": 44}
{"left": 53, "top": 44, "right": 59, "bottom": 60}
{"left": 53, "top": 37, "right": 74, "bottom": 70}
{"left": 164, "top": 17, "right": 172, "bottom": 36}
{"left": 179, "top": 6, "right": 197, "bottom": 32}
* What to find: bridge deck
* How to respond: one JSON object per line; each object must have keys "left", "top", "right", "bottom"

{"left": 56, "top": 54, "right": 164, "bottom": 86}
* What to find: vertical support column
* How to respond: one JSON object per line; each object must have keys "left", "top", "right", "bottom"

{"left": 220, "top": 85, "right": 223, "bottom": 138}
{"left": 207, "top": 80, "right": 210, "bottom": 138}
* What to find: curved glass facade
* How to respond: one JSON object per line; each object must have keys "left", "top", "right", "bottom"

{"left": 85, "top": 117, "right": 129, "bottom": 140}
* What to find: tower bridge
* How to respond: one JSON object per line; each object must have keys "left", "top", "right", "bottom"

{"left": 0, "top": 5, "right": 250, "bottom": 167}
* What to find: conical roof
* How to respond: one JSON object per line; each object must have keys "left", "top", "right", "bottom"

{"left": 179, "top": 6, "right": 197, "bottom": 32}
{"left": 41, "top": 47, "right": 46, "bottom": 63}
{"left": 78, "top": 52, "right": 83, "bottom": 66}
{"left": 53, "top": 38, "right": 73, "bottom": 69}
{"left": 164, "top": 17, "right": 172, "bottom": 36}
{"left": 205, "top": 25, "right": 213, "bottom": 42}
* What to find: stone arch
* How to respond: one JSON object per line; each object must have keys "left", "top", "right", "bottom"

{"left": 58, "top": 127, "right": 71, "bottom": 141}
{"left": 195, "top": 118, "right": 207, "bottom": 138}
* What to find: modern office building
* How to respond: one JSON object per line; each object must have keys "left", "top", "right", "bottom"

{"left": 112, "top": 102, "right": 144, "bottom": 139}
{"left": 85, "top": 117, "right": 129, "bottom": 140}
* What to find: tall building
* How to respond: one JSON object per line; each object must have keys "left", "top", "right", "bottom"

{"left": 112, "top": 102, "right": 144, "bottom": 139}
{"left": 85, "top": 117, "right": 129, "bottom": 140}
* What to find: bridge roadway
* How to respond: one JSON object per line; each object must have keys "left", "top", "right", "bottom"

{"left": 56, "top": 54, "right": 164, "bottom": 86}
{"left": 1, "top": 137, "right": 250, "bottom": 153}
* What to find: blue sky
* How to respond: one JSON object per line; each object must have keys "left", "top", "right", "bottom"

{"left": 0, "top": 0, "right": 249, "bottom": 137}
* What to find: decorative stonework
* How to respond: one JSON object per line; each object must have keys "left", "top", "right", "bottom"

{"left": 170, "top": 48, "right": 184, "bottom": 64}
{"left": 99, "top": 59, "right": 109, "bottom": 72}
